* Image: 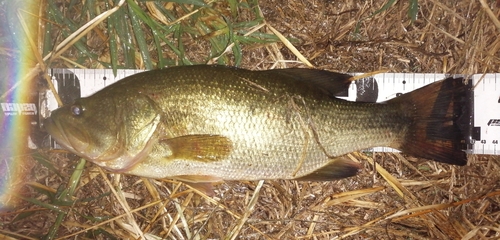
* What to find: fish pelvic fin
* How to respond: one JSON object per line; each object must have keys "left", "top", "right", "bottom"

{"left": 174, "top": 175, "right": 223, "bottom": 196}
{"left": 294, "top": 155, "right": 361, "bottom": 181}
{"left": 390, "top": 77, "right": 470, "bottom": 166}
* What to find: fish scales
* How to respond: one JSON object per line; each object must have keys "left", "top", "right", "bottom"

{"left": 123, "top": 67, "right": 405, "bottom": 180}
{"left": 44, "top": 65, "right": 468, "bottom": 184}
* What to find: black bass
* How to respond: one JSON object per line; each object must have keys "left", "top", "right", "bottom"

{"left": 44, "top": 65, "right": 468, "bottom": 184}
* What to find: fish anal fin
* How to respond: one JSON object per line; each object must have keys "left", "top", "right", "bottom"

{"left": 294, "top": 156, "right": 361, "bottom": 181}
{"left": 174, "top": 175, "right": 223, "bottom": 196}
{"left": 162, "top": 135, "right": 232, "bottom": 162}
{"left": 266, "top": 68, "right": 353, "bottom": 96}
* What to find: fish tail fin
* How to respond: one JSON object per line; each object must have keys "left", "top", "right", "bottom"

{"left": 389, "top": 77, "right": 471, "bottom": 166}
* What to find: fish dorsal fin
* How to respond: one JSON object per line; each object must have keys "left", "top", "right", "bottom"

{"left": 294, "top": 155, "right": 361, "bottom": 181}
{"left": 266, "top": 68, "right": 353, "bottom": 96}
{"left": 162, "top": 134, "right": 232, "bottom": 162}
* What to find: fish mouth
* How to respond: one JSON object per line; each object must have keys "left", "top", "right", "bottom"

{"left": 43, "top": 117, "right": 144, "bottom": 171}
{"left": 43, "top": 117, "right": 89, "bottom": 157}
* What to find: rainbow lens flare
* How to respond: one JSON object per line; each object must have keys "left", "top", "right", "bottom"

{"left": 0, "top": 0, "right": 41, "bottom": 209}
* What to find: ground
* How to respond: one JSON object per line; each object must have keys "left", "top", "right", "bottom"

{"left": 0, "top": 0, "right": 499, "bottom": 239}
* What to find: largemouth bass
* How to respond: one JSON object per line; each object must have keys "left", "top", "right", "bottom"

{"left": 44, "top": 65, "right": 468, "bottom": 184}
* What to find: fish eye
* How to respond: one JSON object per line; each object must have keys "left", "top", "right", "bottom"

{"left": 70, "top": 104, "right": 84, "bottom": 116}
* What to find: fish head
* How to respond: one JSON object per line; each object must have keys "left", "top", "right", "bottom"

{"left": 44, "top": 93, "right": 162, "bottom": 172}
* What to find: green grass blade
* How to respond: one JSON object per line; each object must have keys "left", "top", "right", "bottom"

{"left": 226, "top": 17, "right": 243, "bottom": 65}
{"left": 127, "top": 0, "right": 183, "bottom": 67}
{"left": 106, "top": 1, "right": 119, "bottom": 75}
{"left": 42, "top": 9, "right": 55, "bottom": 57}
{"left": 232, "top": 40, "right": 242, "bottom": 66}
{"left": 355, "top": 0, "right": 397, "bottom": 34}
{"left": 18, "top": 196, "right": 66, "bottom": 214}
{"left": 113, "top": 5, "right": 135, "bottom": 68}
{"left": 127, "top": 2, "right": 153, "bottom": 69}
{"left": 408, "top": 0, "right": 419, "bottom": 23}
{"left": 66, "top": 158, "right": 86, "bottom": 196}
{"left": 32, "top": 152, "right": 63, "bottom": 178}
{"left": 78, "top": 191, "right": 112, "bottom": 204}
{"left": 46, "top": 1, "right": 98, "bottom": 62}
{"left": 83, "top": 0, "right": 97, "bottom": 19}
{"left": 248, "top": 0, "right": 263, "bottom": 19}
{"left": 29, "top": 183, "right": 56, "bottom": 201}
{"left": 43, "top": 210, "right": 65, "bottom": 240}
{"left": 143, "top": 0, "right": 208, "bottom": 7}
{"left": 43, "top": 159, "right": 86, "bottom": 240}
{"left": 12, "top": 210, "right": 37, "bottom": 223}
{"left": 152, "top": 32, "right": 166, "bottom": 68}
{"left": 228, "top": 0, "right": 239, "bottom": 17}
{"left": 155, "top": 28, "right": 184, "bottom": 61}
{"left": 85, "top": 229, "right": 119, "bottom": 239}
{"left": 153, "top": 1, "right": 177, "bottom": 21}
{"left": 175, "top": 25, "right": 185, "bottom": 64}
{"left": 371, "top": 0, "right": 397, "bottom": 17}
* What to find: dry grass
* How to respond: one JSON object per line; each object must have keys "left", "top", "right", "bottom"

{"left": 1, "top": 0, "right": 500, "bottom": 239}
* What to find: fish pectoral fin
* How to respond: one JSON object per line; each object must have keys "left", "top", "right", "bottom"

{"left": 174, "top": 175, "right": 224, "bottom": 196}
{"left": 162, "top": 134, "right": 232, "bottom": 162}
{"left": 266, "top": 68, "right": 353, "bottom": 96}
{"left": 294, "top": 155, "right": 361, "bottom": 181}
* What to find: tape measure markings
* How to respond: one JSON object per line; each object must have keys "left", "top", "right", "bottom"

{"left": 44, "top": 69, "right": 499, "bottom": 155}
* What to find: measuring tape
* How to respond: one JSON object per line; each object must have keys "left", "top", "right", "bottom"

{"left": 38, "top": 69, "right": 499, "bottom": 155}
